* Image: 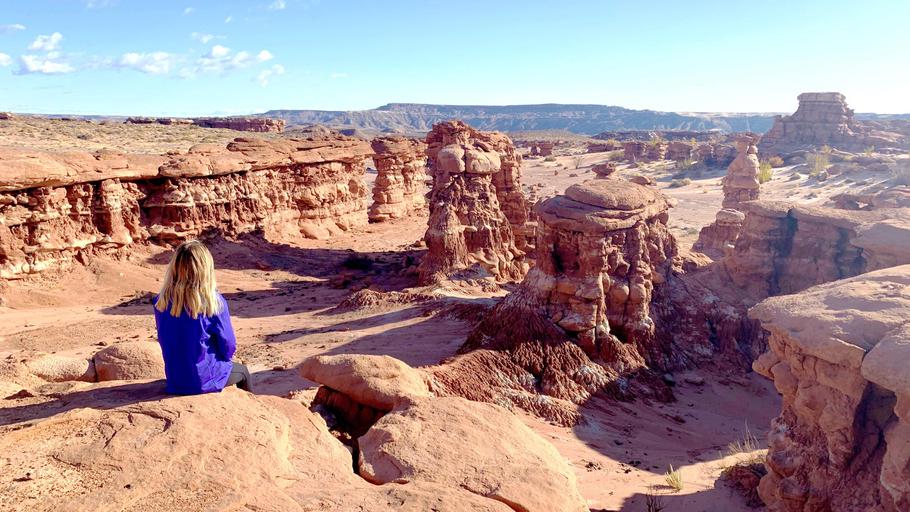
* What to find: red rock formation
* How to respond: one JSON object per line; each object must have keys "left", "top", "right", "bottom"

{"left": 529, "top": 141, "right": 555, "bottom": 157}
{"left": 434, "top": 179, "right": 679, "bottom": 423}
{"left": 368, "top": 136, "right": 428, "bottom": 222}
{"left": 694, "top": 135, "right": 761, "bottom": 255}
{"left": 750, "top": 266, "right": 910, "bottom": 511}
{"left": 591, "top": 162, "right": 617, "bottom": 178}
{"left": 665, "top": 140, "right": 694, "bottom": 161}
{"left": 759, "top": 92, "right": 908, "bottom": 155}
{"left": 644, "top": 141, "right": 666, "bottom": 161}
{"left": 623, "top": 141, "right": 646, "bottom": 162}
{"left": 0, "top": 136, "right": 371, "bottom": 278}
{"left": 418, "top": 121, "right": 528, "bottom": 284}
{"left": 192, "top": 117, "right": 286, "bottom": 133}
{"left": 0, "top": 112, "right": 15, "bottom": 121}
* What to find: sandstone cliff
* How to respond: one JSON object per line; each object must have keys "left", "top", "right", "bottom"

{"left": 0, "top": 136, "right": 371, "bottom": 279}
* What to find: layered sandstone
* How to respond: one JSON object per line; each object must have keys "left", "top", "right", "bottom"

{"left": 759, "top": 92, "right": 908, "bottom": 155}
{"left": 750, "top": 266, "right": 910, "bottom": 511}
{"left": 368, "top": 136, "right": 428, "bottom": 222}
{"left": 418, "top": 121, "right": 528, "bottom": 284}
{"left": 435, "top": 179, "right": 678, "bottom": 423}
{"left": 0, "top": 136, "right": 371, "bottom": 278}
{"left": 694, "top": 135, "right": 761, "bottom": 254}
{"left": 192, "top": 117, "right": 286, "bottom": 132}
{"left": 724, "top": 201, "right": 910, "bottom": 298}
{"left": 623, "top": 141, "right": 646, "bottom": 162}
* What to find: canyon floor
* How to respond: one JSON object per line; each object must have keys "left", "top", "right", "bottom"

{"left": 3, "top": 125, "right": 893, "bottom": 510}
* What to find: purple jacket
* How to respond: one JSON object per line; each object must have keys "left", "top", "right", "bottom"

{"left": 153, "top": 293, "right": 236, "bottom": 394}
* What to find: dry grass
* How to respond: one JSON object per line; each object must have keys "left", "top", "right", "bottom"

{"left": 0, "top": 116, "right": 284, "bottom": 154}
{"left": 664, "top": 465, "right": 684, "bottom": 492}
{"left": 758, "top": 161, "right": 773, "bottom": 184}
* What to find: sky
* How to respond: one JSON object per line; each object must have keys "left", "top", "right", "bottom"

{"left": 1, "top": 0, "right": 909, "bottom": 116}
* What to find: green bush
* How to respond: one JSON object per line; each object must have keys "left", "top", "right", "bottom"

{"left": 669, "top": 178, "right": 691, "bottom": 188}
{"left": 768, "top": 156, "right": 784, "bottom": 168}
{"left": 675, "top": 158, "right": 696, "bottom": 171}
{"left": 543, "top": 155, "right": 557, "bottom": 162}
{"left": 758, "top": 161, "right": 773, "bottom": 184}
{"left": 808, "top": 145, "right": 831, "bottom": 177}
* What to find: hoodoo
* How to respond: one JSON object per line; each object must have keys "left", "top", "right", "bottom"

{"left": 417, "top": 121, "right": 528, "bottom": 284}
{"left": 434, "top": 179, "right": 679, "bottom": 424}
{"left": 695, "top": 134, "right": 761, "bottom": 255}
{"left": 368, "top": 136, "right": 428, "bottom": 222}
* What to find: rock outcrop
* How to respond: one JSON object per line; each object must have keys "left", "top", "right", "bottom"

{"left": 0, "top": 381, "right": 514, "bottom": 511}
{"left": 694, "top": 134, "right": 761, "bottom": 255}
{"left": 759, "top": 92, "right": 908, "bottom": 155}
{"left": 434, "top": 179, "right": 679, "bottom": 423}
{"left": 724, "top": 201, "right": 910, "bottom": 298}
{"left": 192, "top": 117, "right": 286, "bottom": 132}
{"left": 0, "top": 136, "right": 371, "bottom": 278}
{"left": 93, "top": 341, "right": 164, "bottom": 381}
{"left": 298, "top": 354, "right": 587, "bottom": 511}
{"left": 665, "top": 140, "right": 694, "bottom": 161}
{"left": 750, "top": 265, "right": 910, "bottom": 511}
{"left": 368, "top": 137, "right": 428, "bottom": 222}
{"left": 623, "top": 141, "right": 646, "bottom": 162}
{"left": 592, "top": 162, "right": 617, "bottom": 178}
{"left": 417, "top": 121, "right": 528, "bottom": 284}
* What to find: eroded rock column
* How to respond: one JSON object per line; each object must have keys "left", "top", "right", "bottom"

{"left": 418, "top": 121, "right": 527, "bottom": 284}
{"left": 368, "top": 136, "right": 428, "bottom": 222}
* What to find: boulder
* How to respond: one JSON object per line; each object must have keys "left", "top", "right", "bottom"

{"left": 93, "top": 341, "right": 164, "bottom": 381}
{"left": 299, "top": 354, "right": 432, "bottom": 410}
{"left": 25, "top": 353, "right": 96, "bottom": 382}
{"left": 358, "top": 396, "right": 588, "bottom": 512}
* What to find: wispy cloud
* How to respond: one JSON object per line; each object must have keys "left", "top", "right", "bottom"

{"left": 224, "top": 15, "right": 233, "bottom": 23}
{"left": 29, "top": 33, "right": 63, "bottom": 52}
{"left": 268, "top": 0, "right": 287, "bottom": 10}
{"left": 329, "top": 71, "right": 348, "bottom": 79}
{"left": 85, "top": 0, "right": 118, "bottom": 8}
{"left": 117, "top": 52, "right": 174, "bottom": 75}
{"left": 257, "top": 64, "right": 285, "bottom": 86}
{"left": 190, "top": 32, "right": 215, "bottom": 44}
{"left": 0, "top": 24, "right": 26, "bottom": 34}
{"left": 183, "top": 7, "right": 195, "bottom": 15}
{"left": 17, "top": 53, "right": 75, "bottom": 74}
{"left": 0, "top": 53, "right": 11, "bottom": 67}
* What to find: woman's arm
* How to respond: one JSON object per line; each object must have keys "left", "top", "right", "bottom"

{"left": 208, "top": 295, "right": 237, "bottom": 361}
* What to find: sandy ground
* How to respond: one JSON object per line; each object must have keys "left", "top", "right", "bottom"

{"left": 3, "top": 139, "right": 897, "bottom": 511}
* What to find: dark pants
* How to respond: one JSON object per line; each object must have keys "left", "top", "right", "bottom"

{"left": 225, "top": 362, "right": 252, "bottom": 392}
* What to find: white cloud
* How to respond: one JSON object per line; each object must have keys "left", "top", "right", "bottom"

{"left": 329, "top": 71, "right": 348, "bottom": 79}
{"left": 256, "top": 50, "right": 273, "bottom": 62}
{"left": 268, "top": 0, "right": 286, "bottom": 10}
{"left": 224, "top": 15, "right": 232, "bottom": 23}
{"left": 18, "top": 54, "right": 75, "bottom": 74}
{"left": 191, "top": 32, "right": 214, "bottom": 44}
{"left": 0, "top": 24, "right": 26, "bottom": 34}
{"left": 86, "top": 0, "right": 118, "bottom": 8}
{"left": 208, "top": 45, "right": 230, "bottom": 58}
{"left": 0, "top": 53, "right": 11, "bottom": 67}
{"left": 257, "top": 64, "right": 285, "bottom": 87}
{"left": 29, "top": 32, "right": 64, "bottom": 52}
{"left": 183, "top": 7, "right": 195, "bottom": 15}
{"left": 117, "top": 52, "right": 173, "bottom": 75}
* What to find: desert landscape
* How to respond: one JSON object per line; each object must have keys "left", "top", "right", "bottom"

{"left": 3, "top": 3, "right": 910, "bottom": 512}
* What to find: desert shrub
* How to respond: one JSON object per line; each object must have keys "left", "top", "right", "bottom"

{"left": 807, "top": 145, "right": 831, "bottom": 177}
{"left": 341, "top": 254, "right": 374, "bottom": 271}
{"left": 758, "top": 161, "right": 773, "bottom": 184}
{"left": 864, "top": 145, "right": 876, "bottom": 156}
{"left": 892, "top": 160, "right": 910, "bottom": 186}
{"left": 664, "top": 465, "right": 683, "bottom": 492}
{"left": 669, "top": 178, "right": 691, "bottom": 188}
{"left": 768, "top": 155, "right": 784, "bottom": 167}
{"left": 675, "top": 158, "right": 696, "bottom": 171}
{"left": 606, "top": 150, "right": 624, "bottom": 162}
{"left": 543, "top": 155, "right": 557, "bottom": 162}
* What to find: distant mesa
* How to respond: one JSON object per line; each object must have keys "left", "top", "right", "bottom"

{"left": 124, "top": 116, "right": 285, "bottom": 133}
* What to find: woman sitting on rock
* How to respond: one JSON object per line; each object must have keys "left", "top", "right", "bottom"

{"left": 153, "top": 240, "right": 252, "bottom": 394}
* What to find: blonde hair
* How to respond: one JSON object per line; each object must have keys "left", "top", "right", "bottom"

{"left": 155, "top": 240, "right": 222, "bottom": 319}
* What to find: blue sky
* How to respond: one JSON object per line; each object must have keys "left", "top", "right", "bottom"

{"left": 1, "top": 0, "right": 909, "bottom": 116}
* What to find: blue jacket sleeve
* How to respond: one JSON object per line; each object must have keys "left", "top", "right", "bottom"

{"left": 208, "top": 295, "right": 237, "bottom": 361}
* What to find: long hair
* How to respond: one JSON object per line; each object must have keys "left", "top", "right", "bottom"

{"left": 155, "top": 240, "right": 222, "bottom": 319}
